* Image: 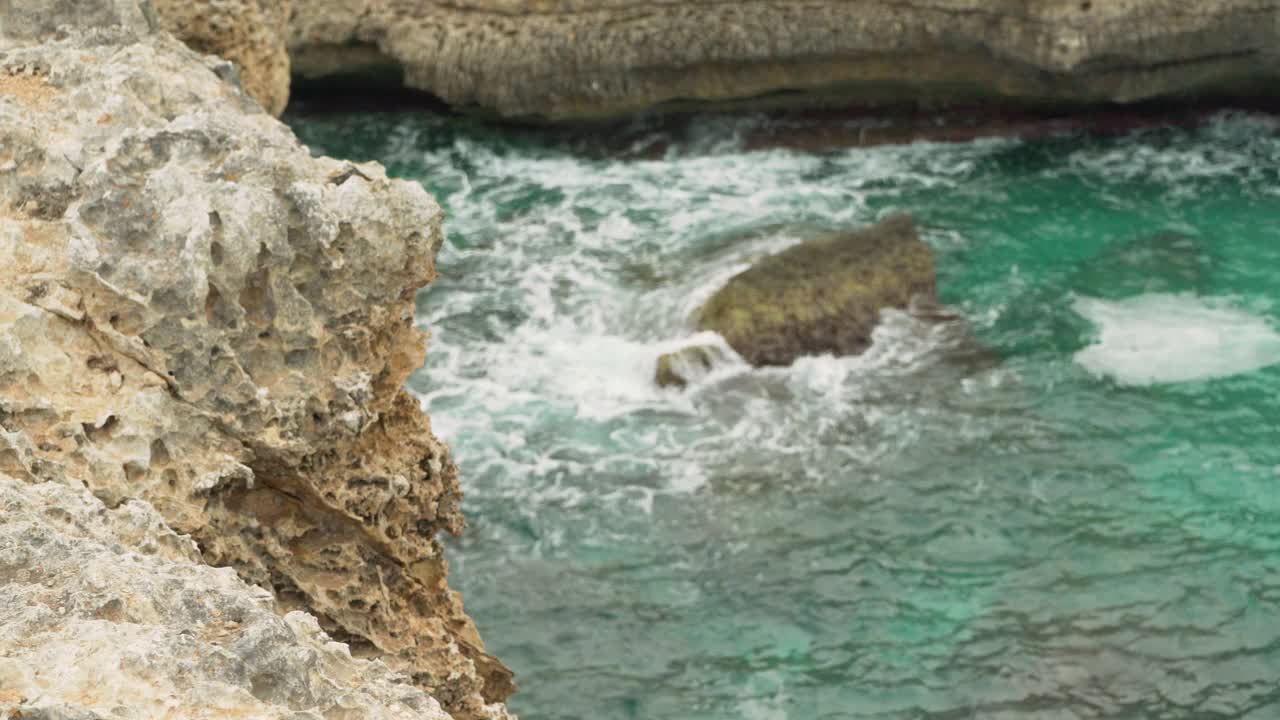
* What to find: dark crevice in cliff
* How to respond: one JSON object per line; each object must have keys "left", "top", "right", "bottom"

{"left": 286, "top": 82, "right": 455, "bottom": 116}
{"left": 1074, "top": 48, "right": 1265, "bottom": 75}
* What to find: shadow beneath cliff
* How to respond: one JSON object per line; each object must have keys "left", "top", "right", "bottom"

{"left": 285, "top": 92, "right": 1280, "bottom": 162}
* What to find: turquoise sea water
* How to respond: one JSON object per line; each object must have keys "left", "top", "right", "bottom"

{"left": 290, "top": 111, "right": 1280, "bottom": 719}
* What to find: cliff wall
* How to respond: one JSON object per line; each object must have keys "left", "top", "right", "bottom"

{"left": 285, "top": 0, "right": 1280, "bottom": 120}
{"left": 0, "top": 2, "right": 512, "bottom": 717}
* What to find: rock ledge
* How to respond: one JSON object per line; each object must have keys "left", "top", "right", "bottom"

{"left": 286, "top": 0, "right": 1280, "bottom": 120}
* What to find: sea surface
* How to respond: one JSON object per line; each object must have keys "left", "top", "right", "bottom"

{"left": 290, "top": 110, "right": 1280, "bottom": 720}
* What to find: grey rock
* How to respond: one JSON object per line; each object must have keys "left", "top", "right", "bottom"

{"left": 0, "top": 0, "right": 157, "bottom": 43}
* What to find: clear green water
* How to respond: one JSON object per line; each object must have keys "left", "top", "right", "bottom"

{"left": 290, "top": 111, "right": 1280, "bottom": 719}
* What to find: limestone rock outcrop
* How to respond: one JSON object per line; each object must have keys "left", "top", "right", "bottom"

{"left": 697, "top": 215, "right": 936, "bottom": 367}
{"left": 154, "top": 0, "right": 292, "bottom": 115}
{"left": 0, "top": 474, "right": 455, "bottom": 720}
{"left": 286, "top": 0, "right": 1280, "bottom": 120}
{"left": 0, "top": 1, "right": 512, "bottom": 718}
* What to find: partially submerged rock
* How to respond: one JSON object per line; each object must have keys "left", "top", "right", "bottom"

{"left": 0, "top": 1, "right": 511, "bottom": 717}
{"left": 904, "top": 295, "right": 1004, "bottom": 373}
{"left": 698, "top": 215, "right": 936, "bottom": 367}
{"left": 154, "top": 0, "right": 292, "bottom": 115}
{"left": 286, "top": 0, "right": 1280, "bottom": 121}
{"left": 655, "top": 344, "right": 731, "bottom": 389}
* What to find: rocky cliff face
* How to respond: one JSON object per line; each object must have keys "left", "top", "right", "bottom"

{"left": 153, "top": 0, "right": 292, "bottom": 115}
{"left": 286, "top": 0, "right": 1280, "bottom": 120}
{"left": 0, "top": 2, "right": 512, "bottom": 718}
{"left": 0, "top": 475, "right": 458, "bottom": 719}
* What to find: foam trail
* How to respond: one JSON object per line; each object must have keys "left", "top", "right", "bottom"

{"left": 1072, "top": 293, "right": 1280, "bottom": 385}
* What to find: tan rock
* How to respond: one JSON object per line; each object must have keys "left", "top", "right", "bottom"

{"left": 286, "top": 0, "right": 1280, "bottom": 120}
{"left": 155, "top": 0, "right": 292, "bottom": 115}
{"left": 0, "top": 473, "right": 457, "bottom": 720}
{"left": 0, "top": 2, "right": 511, "bottom": 717}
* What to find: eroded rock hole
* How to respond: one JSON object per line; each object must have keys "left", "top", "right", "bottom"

{"left": 106, "top": 309, "right": 145, "bottom": 335}
{"left": 86, "top": 354, "right": 117, "bottom": 372}
{"left": 249, "top": 673, "right": 282, "bottom": 703}
{"left": 205, "top": 283, "right": 223, "bottom": 325}
{"left": 208, "top": 211, "right": 224, "bottom": 266}
{"left": 335, "top": 222, "right": 354, "bottom": 254}
{"left": 149, "top": 438, "right": 170, "bottom": 466}
{"left": 238, "top": 267, "right": 275, "bottom": 328}
{"left": 82, "top": 414, "right": 119, "bottom": 441}
{"left": 286, "top": 349, "right": 316, "bottom": 367}
{"left": 123, "top": 460, "right": 147, "bottom": 484}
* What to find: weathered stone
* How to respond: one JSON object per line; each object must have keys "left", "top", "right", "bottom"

{"left": 655, "top": 344, "right": 729, "bottom": 389}
{"left": 0, "top": 2, "right": 512, "bottom": 718}
{"left": 698, "top": 215, "right": 936, "bottom": 367}
{"left": 0, "top": 473, "right": 454, "bottom": 720}
{"left": 0, "top": 0, "right": 158, "bottom": 42}
{"left": 286, "top": 0, "right": 1280, "bottom": 121}
{"left": 154, "top": 0, "right": 293, "bottom": 115}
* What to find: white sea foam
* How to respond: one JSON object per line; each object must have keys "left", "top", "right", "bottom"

{"left": 391, "top": 115, "right": 1190, "bottom": 507}
{"left": 1072, "top": 293, "right": 1280, "bottom": 385}
{"left": 493, "top": 329, "right": 685, "bottom": 419}
{"left": 291, "top": 110, "right": 1280, "bottom": 719}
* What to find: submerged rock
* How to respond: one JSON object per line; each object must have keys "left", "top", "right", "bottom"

{"left": 999, "top": 231, "right": 1218, "bottom": 359}
{"left": 1068, "top": 232, "right": 1213, "bottom": 299}
{"left": 154, "top": 0, "right": 292, "bottom": 115}
{"left": 0, "top": 2, "right": 511, "bottom": 718}
{"left": 286, "top": 0, "right": 1280, "bottom": 120}
{"left": 905, "top": 296, "right": 1005, "bottom": 374}
{"left": 698, "top": 215, "right": 936, "bottom": 367}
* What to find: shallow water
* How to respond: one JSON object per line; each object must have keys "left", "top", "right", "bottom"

{"left": 290, "top": 111, "right": 1280, "bottom": 719}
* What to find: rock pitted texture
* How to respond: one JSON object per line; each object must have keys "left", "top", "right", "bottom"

{"left": 0, "top": 474, "right": 454, "bottom": 720}
{"left": 154, "top": 0, "right": 293, "bottom": 115}
{"left": 0, "top": 2, "right": 512, "bottom": 718}
{"left": 286, "top": 0, "right": 1280, "bottom": 120}
{"left": 698, "top": 215, "right": 936, "bottom": 367}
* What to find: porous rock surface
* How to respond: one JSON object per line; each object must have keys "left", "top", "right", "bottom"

{"left": 154, "top": 0, "right": 293, "bottom": 115}
{"left": 286, "top": 0, "right": 1280, "bottom": 120}
{"left": 0, "top": 473, "right": 453, "bottom": 720}
{"left": 698, "top": 214, "right": 936, "bottom": 367}
{"left": 0, "top": 2, "right": 512, "bottom": 718}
